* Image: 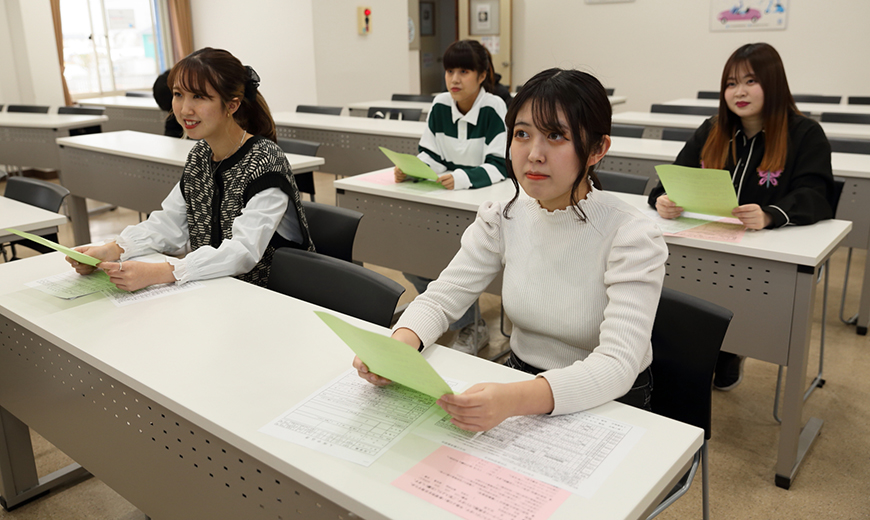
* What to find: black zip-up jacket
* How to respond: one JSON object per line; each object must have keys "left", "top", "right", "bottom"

{"left": 648, "top": 113, "right": 834, "bottom": 228}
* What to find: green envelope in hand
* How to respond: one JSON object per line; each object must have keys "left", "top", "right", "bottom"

{"left": 655, "top": 165, "right": 740, "bottom": 218}
{"left": 316, "top": 311, "right": 453, "bottom": 399}
{"left": 379, "top": 146, "right": 441, "bottom": 182}
{"left": 5, "top": 228, "right": 101, "bottom": 266}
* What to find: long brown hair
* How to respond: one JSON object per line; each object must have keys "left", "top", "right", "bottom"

{"left": 442, "top": 40, "right": 496, "bottom": 94}
{"left": 701, "top": 43, "right": 798, "bottom": 172}
{"left": 504, "top": 68, "right": 611, "bottom": 221}
{"left": 168, "top": 48, "right": 277, "bottom": 142}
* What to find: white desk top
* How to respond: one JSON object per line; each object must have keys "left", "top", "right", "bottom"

{"left": 612, "top": 111, "right": 870, "bottom": 141}
{"left": 273, "top": 111, "right": 428, "bottom": 139}
{"left": 349, "top": 96, "right": 627, "bottom": 112}
{"left": 78, "top": 95, "right": 162, "bottom": 111}
{"left": 0, "top": 197, "right": 67, "bottom": 234}
{"left": 664, "top": 97, "right": 870, "bottom": 117}
{"left": 0, "top": 112, "right": 108, "bottom": 129}
{"left": 608, "top": 135, "right": 685, "bottom": 161}
{"left": 0, "top": 252, "right": 702, "bottom": 520}
{"left": 56, "top": 130, "right": 325, "bottom": 172}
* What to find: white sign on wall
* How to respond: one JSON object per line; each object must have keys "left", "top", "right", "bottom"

{"left": 710, "top": 0, "right": 788, "bottom": 31}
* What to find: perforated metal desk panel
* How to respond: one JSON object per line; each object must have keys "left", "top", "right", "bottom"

{"left": 79, "top": 96, "right": 167, "bottom": 135}
{"left": 0, "top": 113, "right": 108, "bottom": 169}
{"left": 55, "top": 131, "right": 324, "bottom": 246}
{"left": 0, "top": 253, "right": 702, "bottom": 519}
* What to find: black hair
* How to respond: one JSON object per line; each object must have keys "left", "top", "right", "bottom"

{"left": 503, "top": 68, "right": 611, "bottom": 220}
{"left": 442, "top": 39, "right": 495, "bottom": 93}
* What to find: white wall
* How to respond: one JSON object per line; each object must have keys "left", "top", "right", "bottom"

{"left": 311, "top": 0, "right": 410, "bottom": 106}
{"left": 190, "top": 1, "right": 318, "bottom": 113}
{"left": 0, "top": 0, "right": 65, "bottom": 105}
{"left": 512, "top": 1, "right": 870, "bottom": 113}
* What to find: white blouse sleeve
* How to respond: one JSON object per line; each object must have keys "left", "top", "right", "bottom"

{"left": 167, "top": 187, "right": 290, "bottom": 283}
{"left": 117, "top": 183, "right": 190, "bottom": 259}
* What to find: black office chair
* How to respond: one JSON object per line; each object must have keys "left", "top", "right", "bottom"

{"left": 277, "top": 138, "right": 320, "bottom": 202}
{"left": 367, "top": 107, "right": 423, "bottom": 121}
{"left": 610, "top": 123, "right": 645, "bottom": 138}
{"left": 58, "top": 106, "right": 105, "bottom": 136}
{"left": 296, "top": 105, "right": 343, "bottom": 116}
{"left": 268, "top": 248, "right": 405, "bottom": 328}
{"left": 514, "top": 84, "right": 522, "bottom": 92}
{"left": 646, "top": 288, "right": 733, "bottom": 520}
{"left": 792, "top": 94, "right": 841, "bottom": 104}
{"left": 661, "top": 127, "right": 696, "bottom": 142}
{"left": 772, "top": 177, "right": 846, "bottom": 423}
{"left": 392, "top": 94, "right": 435, "bottom": 103}
{"left": 847, "top": 96, "right": 870, "bottom": 105}
{"left": 301, "top": 201, "right": 363, "bottom": 263}
{"left": 820, "top": 112, "right": 870, "bottom": 125}
{"left": 697, "top": 91, "right": 719, "bottom": 100}
{"left": 828, "top": 138, "right": 870, "bottom": 155}
{"left": 7, "top": 105, "right": 50, "bottom": 114}
{"left": 651, "top": 104, "right": 717, "bottom": 117}
{"left": 595, "top": 170, "right": 648, "bottom": 195}
{"left": 124, "top": 92, "right": 150, "bottom": 97}
{"left": 605, "top": 88, "right": 615, "bottom": 96}
{"left": 2, "top": 177, "right": 70, "bottom": 261}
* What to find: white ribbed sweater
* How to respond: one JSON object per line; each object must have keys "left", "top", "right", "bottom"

{"left": 395, "top": 188, "right": 668, "bottom": 414}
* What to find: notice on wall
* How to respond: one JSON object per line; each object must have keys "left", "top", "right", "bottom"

{"left": 710, "top": 0, "right": 788, "bottom": 31}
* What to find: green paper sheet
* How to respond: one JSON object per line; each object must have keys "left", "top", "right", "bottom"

{"left": 5, "top": 228, "right": 101, "bottom": 266}
{"left": 315, "top": 311, "right": 453, "bottom": 399}
{"left": 379, "top": 146, "right": 441, "bottom": 182}
{"left": 654, "top": 165, "right": 739, "bottom": 218}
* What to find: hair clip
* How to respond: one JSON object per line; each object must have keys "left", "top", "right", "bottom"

{"left": 244, "top": 65, "right": 260, "bottom": 101}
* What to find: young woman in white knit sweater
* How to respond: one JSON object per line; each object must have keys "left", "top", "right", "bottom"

{"left": 354, "top": 68, "right": 668, "bottom": 431}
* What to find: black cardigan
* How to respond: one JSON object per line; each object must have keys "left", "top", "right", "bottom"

{"left": 648, "top": 113, "right": 834, "bottom": 228}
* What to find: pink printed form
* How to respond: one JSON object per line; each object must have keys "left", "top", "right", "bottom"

{"left": 393, "top": 446, "right": 570, "bottom": 520}
{"left": 361, "top": 169, "right": 398, "bottom": 185}
{"left": 673, "top": 220, "right": 745, "bottom": 243}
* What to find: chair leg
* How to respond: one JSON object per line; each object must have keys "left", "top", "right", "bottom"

{"left": 839, "top": 247, "right": 858, "bottom": 325}
{"left": 774, "top": 259, "right": 829, "bottom": 423}
{"left": 701, "top": 441, "right": 710, "bottom": 520}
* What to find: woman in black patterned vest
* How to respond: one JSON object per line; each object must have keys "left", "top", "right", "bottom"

{"left": 67, "top": 48, "right": 313, "bottom": 289}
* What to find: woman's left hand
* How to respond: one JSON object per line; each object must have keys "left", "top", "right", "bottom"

{"left": 437, "top": 382, "right": 514, "bottom": 431}
{"left": 438, "top": 173, "right": 455, "bottom": 190}
{"left": 99, "top": 261, "right": 176, "bottom": 292}
{"left": 732, "top": 204, "right": 772, "bottom": 230}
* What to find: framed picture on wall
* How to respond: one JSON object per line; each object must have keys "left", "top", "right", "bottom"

{"left": 420, "top": 2, "right": 435, "bottom": 36}
{"left": 469, "top": 0, "right": 499, "bottom": 36}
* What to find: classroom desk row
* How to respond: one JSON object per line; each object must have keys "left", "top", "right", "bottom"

{"left": 79, "top": 96, "right": 168, "bottom": 135}
{"left": 662, "top": 97, "right": 870, "bottom": 118}
{"left": 347, "top": 95, "right": 628, "bottom": 119}
{"left": 0, "top": 112, "right": 109, "bottom": 169}
{"left": 335, "top": 169, "right": 852, "bottom": 489}
{"left": 0, "top": 252, "right": 701, "bottom": 519}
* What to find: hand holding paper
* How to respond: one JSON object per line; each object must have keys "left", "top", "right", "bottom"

{"left": 316, "top": 311, "right": 453, "bottom": 399}
{"left": 379, "top": 147, "right": 441, "bottom": 182}
{"left": 5, "top": 228, "right": 101, "bottom": 266}
{"left": 654, "top": 165, "right": 739, "bottom": 218}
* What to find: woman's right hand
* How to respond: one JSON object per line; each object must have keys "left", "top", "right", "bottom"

{"left": 394, "top": 166, "right": 407, "bottom": 183}
{"left": 353, "top": 328, "right": 422, "bottom": 386}
{"left": 655, "top": 194, "right": 683, "bottom": 219}
{"left": 65, "top": 242, "right": 123, "bottom": 275}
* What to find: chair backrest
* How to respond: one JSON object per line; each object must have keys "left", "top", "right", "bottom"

{"left": 828, "top": 138, "right": 870, "bottom": 155}
{"left": 792, "top": 94, "right": 841, "bottom": 104}
{"left": 610, "top": 124, "right": 645, "bottom": 139}
{"left": 820, "top": 112, "right": 870, "bottom": 125}
{"left": 847, "top": 96, "right": 870, "bottom": 105}
{"left": 392, "top": 94, "right": 435, "bottom": 102}
{"left": 831, "top": 177, "right": 846, "bottom": 215}
{"left": 4, "top": 177, "right": 70, "bottom": 212}
{"left": 661, "top": 127, "right": 696, "bottom": 142}
{"left": 268, "top": 249, "right": 405, "bottom": 327}
{"left": 277, "top": 137, "right": 321, "bottom": 157}
{"left": 58, "top": 106, "right": 105, "bottom": 116}
{"left": 651, "top": 104, "right": 717, "bottom": 117}
{"left": 605, "top": 88, "right": 615, "bottom": 96}
{"left": 595, "top": 170, "right": 648, "bottom": 195}
{"left": 296, "top": 105, "right": 344, "bottom": 116}
{"left": 125, "top": 91, "right": 150, "bottom": 97}
{"left": 650, "top": 288, "right": 733, "bottom": 439}
{"left": 301, "top": 201, "right": 363, "bottom": 263}
{"left": 367, "top": 106, "right": 423, "bottom": 121}
{"left": 7, "top": 105, "right": 50, "bottom": 114}
{"left": 697, "top": 91, "right": 719, "bottom": 100}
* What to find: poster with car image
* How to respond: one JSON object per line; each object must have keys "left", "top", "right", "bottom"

{"left": 710, "top": 0, "right": 788, "bottom": 31}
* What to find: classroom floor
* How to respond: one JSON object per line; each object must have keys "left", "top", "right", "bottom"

{"left": 1, "top": 172, "right": 869, "bottom": 519}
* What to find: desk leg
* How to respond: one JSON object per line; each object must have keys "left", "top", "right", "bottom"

{"left": 67, "top": 195, "right": 91, "bottom": 246}
{"left": 857, "top": 250, "right": 870, "bottom": 336}
{"left": 775, "top": 268, "right": 823, "bottom": 489}
{"left": 0, "top": 407, "right": 90, "bottom": 511}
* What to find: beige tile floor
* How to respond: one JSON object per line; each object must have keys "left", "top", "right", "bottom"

{"left": 1, "top": 172, "right": 869, "bottom": 519}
